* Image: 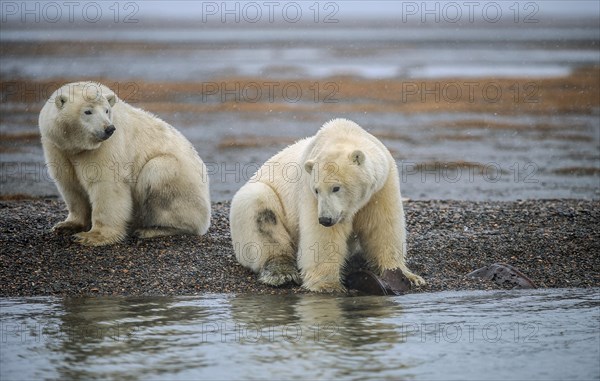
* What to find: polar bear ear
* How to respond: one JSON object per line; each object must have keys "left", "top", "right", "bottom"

{"left": 304, "top": 160, "right": 315, "bottom": 174}
{"left": 54, "top": 94, "right": 68, "bottom": 109}
{"left": 350, "top": 150, "right": 365, "bottom": 165}
{"left": 105, "top": 94, "right": 116, "bottom": 107}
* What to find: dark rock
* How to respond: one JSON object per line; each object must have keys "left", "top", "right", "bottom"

{"left": 345, "top": 270, "right": 390, "bottom": 295}
{"left": 345, "top": 268, "right": 412, "bottom": 296}
{"left": 380, "top": 268, "right": 413, "bottom": 295}
{"left": 467, "top": 263, "right": 537, "bottom": 289}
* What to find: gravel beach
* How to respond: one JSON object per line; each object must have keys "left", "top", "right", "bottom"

{"left": 1, "top": 199, "right": 598, "bottom": 296}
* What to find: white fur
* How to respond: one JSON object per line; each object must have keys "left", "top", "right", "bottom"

{"left": 230, "top": 118, "right": 424, "bottom": 292}
{"left": 39, "top": 81, "right": 210, "bottom": 246}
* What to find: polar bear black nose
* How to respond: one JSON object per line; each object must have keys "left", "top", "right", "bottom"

{"left": 319, "top": 217, "right": 334, "bottom": 227}
{"left": 104, "top": 125, "right": 116, "bottom": 137}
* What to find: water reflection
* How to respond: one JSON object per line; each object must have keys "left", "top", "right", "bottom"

{"left": 1, "top": 289, "right": 599, "bottom": 380}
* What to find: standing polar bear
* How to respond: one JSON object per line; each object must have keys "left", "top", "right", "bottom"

{"left": 230, "top": 118, "right": 424, "bottom": 292}
{"left": 39, "top": 82, "right": 211, "bottom": 246}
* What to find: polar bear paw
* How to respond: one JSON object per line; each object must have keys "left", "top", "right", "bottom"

{"left": 259, "top": 257, "right": 301, "bottom": 286}
{"left": 405, "top": 272, "right": 426, "bottom": 287}
{"left": 52, "top": 220, "right": 88, "bottom": 234}
{"left": 74, "top": 229, "right": 123, "bottom": 246}
{"left": 304, "top": 281, "right": 347, "bottom": 294}
{"left": 134, "top": 227, "right": 182, "bottom": 239}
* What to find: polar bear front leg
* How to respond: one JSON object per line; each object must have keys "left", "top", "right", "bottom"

{"left": 354, "top": 185, "right": 425, "bottom": 286}
{"left": 45, "top": 145, "right": 90, "bottom": 233}
{"left": 52, "top": 179, "right": 91, "bottom": 234}
{"left": 297, "top": 221, "right": 351, "bottom": 293}
{"left": 74, "top": 182, "right": 132, "bottom": 246}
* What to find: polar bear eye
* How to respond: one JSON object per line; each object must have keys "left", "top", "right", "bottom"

{"left": 105, "top": 109, "right": 109, "bottom": 114}
{"left": 84, "top": 110, "right": 92, "bottom": 115}
{"left": 332, "top": 186, "right": 340, "bottom": 193}
{"left": 315, "top": 189, "right": 319, "bottom": 195}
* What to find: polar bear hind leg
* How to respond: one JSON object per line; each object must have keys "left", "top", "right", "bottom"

{"left": 134, "top": 155, "right": 210, "bottom": 238}
{"left": 230, "top": 182, "right": 300, "bottom": 286}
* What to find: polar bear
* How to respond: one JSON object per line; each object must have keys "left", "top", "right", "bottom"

{"left": 230, "top": 118, "right": 424, "bottom": 292}
{"left": 39, "top": 82, "right": 211, "bottom": 246}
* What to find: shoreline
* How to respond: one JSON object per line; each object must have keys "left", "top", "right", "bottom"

{"left": 1, "top": 199, "right": 598, "bottom": 297}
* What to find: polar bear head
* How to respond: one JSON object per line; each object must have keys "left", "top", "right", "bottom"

{"left": 304, "top": 148, "right": 376, "bottom": 227}
{"left": 44, "top": 82, "right": 117, "bottom": 152}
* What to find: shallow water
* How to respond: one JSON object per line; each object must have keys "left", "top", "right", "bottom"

{"left": 4, "top": 110, "right": 599, "bottom": 201}
{"left": 2, "top": 27, "right": 598, "bottom": 81}
{"left": 1, "top": 288, "right": 598, "bottom": 380}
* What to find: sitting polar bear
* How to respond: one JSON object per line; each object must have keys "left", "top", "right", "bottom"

{"left": 230, "top": 118, "right": 424, "bottom": 292}
{"left": 39, "top": 82, "right": 211, "bottom": 246}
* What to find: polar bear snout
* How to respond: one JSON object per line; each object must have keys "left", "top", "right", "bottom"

{"left": 318, "top": 216, "right": 335, "bottom": 227}
{"left": 102, "top": 125, "right": 116, "bottom": 140}
{"left": 316, "top": 197, "right": 343, "bottom": 227}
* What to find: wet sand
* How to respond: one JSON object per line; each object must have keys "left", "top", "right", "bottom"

{"left": 1, "top": 199, "right": 598, "bottom": 296}
{"left": 2, "top": 67, "right": 598, "bottom": 115}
